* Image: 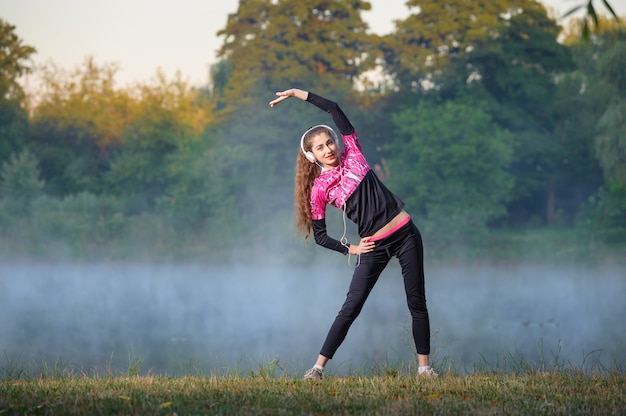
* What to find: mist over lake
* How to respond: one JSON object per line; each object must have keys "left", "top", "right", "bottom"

{"left": 1, "top": 262, "right": 624, "bottom": 375}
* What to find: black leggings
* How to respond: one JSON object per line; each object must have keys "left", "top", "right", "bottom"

{"left": 319, "top": 220, "right": 431, "bottom": 359}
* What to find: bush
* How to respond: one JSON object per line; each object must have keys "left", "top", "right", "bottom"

{"left": 579, "top": 183, "right": 626, "bottom": 244}
{"left": 30, "top": 192, "right": 126, "bottom": 255}
{"left": 0, "top": 150, "right": 44, "bottom": 219}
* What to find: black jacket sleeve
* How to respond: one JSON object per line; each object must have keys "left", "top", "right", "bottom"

{"left": 306, "top": 92, "right": 354, "bottom": 136}
{"left": 313, "top": 219, "right": 349, "bottom": 255}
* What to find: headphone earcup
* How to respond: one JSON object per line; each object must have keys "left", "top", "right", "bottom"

{"left": 304, "top": 151, "right": 316, "bottom": 163}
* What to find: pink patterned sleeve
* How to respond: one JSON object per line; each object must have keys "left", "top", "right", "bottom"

{"left": 310, "top": 183, "right": 327, "bottom": 220}
{"left": 342, "top": 131, "right": 362, "bottom": 153}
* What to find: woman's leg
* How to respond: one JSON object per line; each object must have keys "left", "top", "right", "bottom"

{"left": 319, "top": 258, "right": 389, "bottom": 360}
{"left": 396, "top": 224, "right": 431, "bottom": 361}
{"left": 314, "top": 354, "right": 330, "bottom": 367}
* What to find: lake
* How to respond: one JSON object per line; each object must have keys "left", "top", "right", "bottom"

{"left": 1, "top": 262, "right": 624, "bottom": 376}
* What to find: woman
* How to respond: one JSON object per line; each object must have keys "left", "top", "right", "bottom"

{"left": 269, "top": 88, "right": 436, "bottom": 379}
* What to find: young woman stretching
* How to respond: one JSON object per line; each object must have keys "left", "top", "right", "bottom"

{"left": 269, "top": 88, "right": 436, "bottom": 379}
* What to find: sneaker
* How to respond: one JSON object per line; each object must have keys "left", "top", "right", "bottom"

{"left": 419, "top": 368, "right": 438, "bottom": 378}
{"left": 303, "top": 367, "right": 324, "bottom": 380}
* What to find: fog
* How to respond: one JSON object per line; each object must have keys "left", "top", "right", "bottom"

{"left": 1, "top": 262, "right": 624, "bottom": 376}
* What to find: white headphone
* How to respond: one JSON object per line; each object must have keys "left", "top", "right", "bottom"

{"left": 300, "top": 124, "right": 340, "bottom": 164}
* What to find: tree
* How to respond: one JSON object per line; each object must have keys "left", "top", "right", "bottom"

{"left": 28, "top": 192, "right": 126, "bottom": 255}
{"left": 593, "top": 30, "right": 626, "bottom": 186}
{"left": 0, "top": 149, "right": 44, "bottom": 218}
{"left": 546, "top": 71, "right": 604, "bottom": 225}
{"left": 387, "top": 98, "right": 514, "bottom": 245}
{"left": 0, "top": 96, "right": 29, "bottom": 168}
{"left": 32, "top": 57, "right": 137, "bottom": 150}
{"left": 580, "top": 28, "right": 626, "bottom": 243}
{"left": 561, "top": 20, "right": 626, "bottom": 189}
{"left": 212, "top": 0, "right": 381, "bottom": 243}
{"left": 27, "top": 58, "right": 139, "bottom": 196}
{"left": 216, "top": 0, "right": 377, "bottom": 109}
{"left": 380, "top": 0, "right": 550, "bottom": 91}
{"left": 207, "top": 59, "right": 232, "bottom": 113}
{"left": 0, "top": 19, "right": 35, "bottom": 167}
{"left": 381, "top": 2, "right": 581, "bottom": 226}
{"left": 104, "top": 71, "right": 213, "bottom": 209}
{"left": 453, "top": 5, "right": 580, "bottom": 225}
{"left": 156, "top": 130, "right": 244, "bottom": 237}
{"left": 0, "top": 18, "right": 36, "bottom": 100}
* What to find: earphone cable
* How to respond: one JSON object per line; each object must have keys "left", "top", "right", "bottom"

{"left": 339, "top": 166, "right": 360, "bottom": 268}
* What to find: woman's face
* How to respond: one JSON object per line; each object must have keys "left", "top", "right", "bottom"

{"left": 309, "top": 132, "right": 340, "bottom": 169}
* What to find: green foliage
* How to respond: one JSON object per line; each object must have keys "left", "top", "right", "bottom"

{"left": 0, "top": 98, "right": 29, "bottom": 167}
{"left": 459, "top": 6, "right": 579, "bottom": 226}
{"left": 380, "top": 1, "right": 584, "bottom": 227}
{"left": 0, "top": 149, "right": 44, "bottom": 219}
{"left": 268, "top": 0, "right": 375, "bottom": 84}
{"left": 469, "top": 6, "right": 572, "bottom": 128}
{"left": 549, "top": 72, "right": 604, "bottom": 216}
{"left": 384, "top": 0, "right": 551, "bottom": 90}
{"left": 595, "top": 98, "right": 626, "bottom": 185}
{"left": 593, "top": 31, "right": 626, "bottom": 187}
{"left": 0, "top": 19, "right": 35, "bottom": 167}
{"left": 31, "top": 57, "right": 136, "bottom": 149}
{"left": 0, "top": 18, "right": 36, "bottom": 100}
{"left": 156, "top": 130, "right": 244, "bottom": 234}
{"left": 216, "top": 0, "right": 376, "bottom": 109}
{"left": 388, "top": 99, "right": 514, "bottom": 245}
{"left": 104, "top": 121, "right": 178, "bottom": 207}
{"left": 580, "top": 183, "right": 626, "bottom": 244}
{"left": 597, "top": 32, "right": 626, "bottom": 95}
{"left": 27, "top": 58, "right": 139, "bottom": 196}
{"left": 30, "top": 192, "right": 125, "bottom": 251}
{"left": 0, "top": 4, "right": 624, "bottom": 261}
{"left": 104, "top": 73, "right": 212, "bottom": 208}
{"left": 209, "top": 59, "right": 232, "bottom": 112}
{"left": 28, "top": 120, "right": 108, "bottom": 196}
{"left": 566, "top": 28, "right": 626, "bottom": 242}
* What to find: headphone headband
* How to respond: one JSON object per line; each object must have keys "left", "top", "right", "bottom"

{"left": 300, "top": 125, "right": 339, "bottom": 164}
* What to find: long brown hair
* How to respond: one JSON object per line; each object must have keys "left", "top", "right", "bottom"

{"left": 294, "top": 128, "right": 327, "bottom": 240}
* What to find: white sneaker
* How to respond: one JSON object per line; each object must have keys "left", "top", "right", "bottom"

{"left": 303, "top": 367, "right": 323, "bottom": 380}
{"left": 419, "top": 367, "right": 438, "bottom": 378}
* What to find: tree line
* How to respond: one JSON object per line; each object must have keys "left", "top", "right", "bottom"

{"left": 0, "top": 0, "right": 624, "bottom": 263}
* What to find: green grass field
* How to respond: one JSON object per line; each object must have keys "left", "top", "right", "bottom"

{"left": 1, "top": 368, "right": 624, "bottom": 415}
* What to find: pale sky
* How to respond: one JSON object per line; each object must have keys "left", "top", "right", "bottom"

{"left": 2, "top": 0, "right": 625, "bottom": 87}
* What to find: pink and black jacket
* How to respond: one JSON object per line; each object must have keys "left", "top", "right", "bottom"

{"left": 307, "top": 93, "right": 405, "bottom": 254}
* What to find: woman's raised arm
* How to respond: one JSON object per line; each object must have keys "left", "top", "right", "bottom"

{"left": 269, "top": 88, "right": 309, "bottom": 107}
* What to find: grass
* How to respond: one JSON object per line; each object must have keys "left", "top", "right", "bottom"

{"left": 1, "top": 360, "right": 624, "bottom": 415}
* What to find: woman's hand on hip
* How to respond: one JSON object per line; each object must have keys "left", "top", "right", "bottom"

{"left": 350, "top": 238, "right": 375, "bottom": 255}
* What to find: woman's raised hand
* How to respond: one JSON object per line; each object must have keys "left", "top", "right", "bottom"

{"left": 269, "top": 88, "right": 307, "bottom": 107}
